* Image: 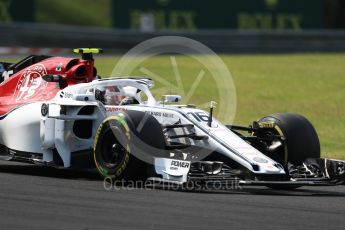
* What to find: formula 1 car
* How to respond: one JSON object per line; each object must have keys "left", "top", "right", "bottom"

{"left": 1, "top": 48, "right": 345, "bottom": 189}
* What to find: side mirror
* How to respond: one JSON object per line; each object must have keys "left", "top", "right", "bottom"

{"left": 163, "top": 95, "right": 181, "bottom": 103}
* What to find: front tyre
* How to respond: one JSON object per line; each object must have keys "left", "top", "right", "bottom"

{"left": 257, "top": 113, "right": 320, "bottom": 166}
{"left": 255, "top": 113, "right": 320, "bottom": 190}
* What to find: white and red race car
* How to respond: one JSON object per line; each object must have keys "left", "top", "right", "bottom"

{"left": 1, "top": 49, "right": 344, "bottom": 189}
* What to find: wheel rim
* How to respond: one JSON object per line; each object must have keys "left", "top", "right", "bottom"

{"left": 100, "top": 130, "right": 126, "bottom": 168}
{"left": 254, "top": 126, "right": 286, "bottom": 166}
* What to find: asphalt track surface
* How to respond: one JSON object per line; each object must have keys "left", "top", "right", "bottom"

{"left": 1, "top": 161, "right": 345, "bottom": 230}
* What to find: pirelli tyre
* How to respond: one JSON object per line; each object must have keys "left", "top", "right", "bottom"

{"left": 257, "top": 113, "right": 320, "bottom": 166}
{"left": 93, "top": 111, "right": 166, "bottom": 180}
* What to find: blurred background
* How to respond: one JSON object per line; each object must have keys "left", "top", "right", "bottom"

{"left": 1, "top": 0, "right": 345, "bottom": 53}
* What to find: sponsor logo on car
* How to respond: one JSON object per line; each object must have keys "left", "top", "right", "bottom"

{"left": 13, "top": 64, "right": 48, "bottom": 102}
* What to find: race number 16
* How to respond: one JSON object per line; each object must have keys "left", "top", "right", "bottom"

{"left": 187, "top": 112, "right": 209, "bottom": 122}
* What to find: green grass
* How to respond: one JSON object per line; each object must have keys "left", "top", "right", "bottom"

{"left": 94, "top": 53, "right": 345, "bottom": 160}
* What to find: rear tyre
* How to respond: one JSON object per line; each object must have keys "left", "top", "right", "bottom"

{"left": 93, "top": 111, "right": 166, "bottom": 180}
{"left": 93, "top": 115, "right": 131, "bottom": 179}
{"left": 257, "top": 113, "right": 320, "bottom": 166}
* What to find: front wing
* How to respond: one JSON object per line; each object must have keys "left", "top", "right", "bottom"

{"left": 149, "top": 158, "right": 345, "bottom": 189}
